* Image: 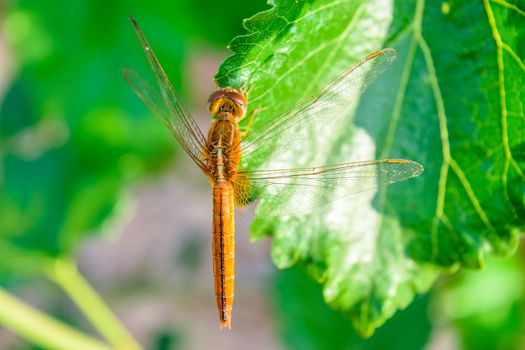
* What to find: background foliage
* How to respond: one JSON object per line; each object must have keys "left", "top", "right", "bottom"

{"left": 0, "top": 0, "right": 524, "bottom": 349}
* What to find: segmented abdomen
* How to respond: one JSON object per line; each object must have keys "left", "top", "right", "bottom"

{"left": 212, "top": 182, "right": 235, "bottom": 329}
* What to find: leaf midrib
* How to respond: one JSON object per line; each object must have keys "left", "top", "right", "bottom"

{"left": 378, "top": 0, "right": 503, "bottom": 260}
{"left": 484, "top": 0, "right": 525, "bottom": 228}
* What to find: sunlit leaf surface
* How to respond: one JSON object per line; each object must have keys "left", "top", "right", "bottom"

{"left": 216, "top": 0, "right": 525, "bottom": 335}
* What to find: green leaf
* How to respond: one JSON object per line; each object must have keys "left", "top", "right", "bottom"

{"left": 274, "top": 266, "right": 432, "bottom": 350}
{"left": 216, "top": 0, "right": 525, "bottom": 335}
{"left": 436, "top": 253, "right": 525, "bottom": 350}
{"left": 0, "top": 3, "right": 177, "bottom": 261}
{"left": 0, "top": 0, "right": 269, "bottom": 262}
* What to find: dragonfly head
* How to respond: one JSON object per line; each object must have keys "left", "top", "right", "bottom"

{"left": 208, "top": 87, "right": 247, "bottom": 120}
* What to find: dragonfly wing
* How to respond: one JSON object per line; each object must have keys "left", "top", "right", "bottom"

{"left": 123, "top": 17, "right": 208, "bottom": 171}
{"left": 239, "top": 49, "right": 396, "bottom": 164}
{"left": 235, "top": 159, "right": 423, "bottom": 217}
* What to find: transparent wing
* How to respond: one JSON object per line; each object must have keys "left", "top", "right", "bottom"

{"left": 123, "top": 17, "right": 208, "bottom": 171}
{"left": 234, "top": 159, "right": 423, "bottom": 217}
{"left": 238, "top": 49, "right": 396, "bottom": 164}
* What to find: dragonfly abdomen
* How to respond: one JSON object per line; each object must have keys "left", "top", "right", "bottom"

{"left": 212, "top": 182, "right": 235, "bottom": 329}
{"left": 206, "top": 113, "right": 241, "bottom": 329}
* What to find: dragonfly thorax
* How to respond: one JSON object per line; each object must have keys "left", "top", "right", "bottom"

{"left": 206, "top": 117, "right": 241, "bottom": 184}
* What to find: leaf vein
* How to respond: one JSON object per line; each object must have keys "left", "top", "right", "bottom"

{"left": 490, "top": 0, "right": 525, "bottom": 17}
{"left": 418, "top": 33, "right": 453, "bottom": 258}
{"left": 502, "top": 43, "right": 525, "bottom": 74}
{"left": 248, "top": 38, "right": 338, "bottom": 104}
{"left": 449, "top": 158, "right": 496, "bottom": 232}
{"left": 301, "top": 3, "right": 366, "bottom": 100}
{"left": 228, "top": 0, "right": 353, "bottom": 88}
{"left": 484, "top": 0, "right": 525, "bottom": 215}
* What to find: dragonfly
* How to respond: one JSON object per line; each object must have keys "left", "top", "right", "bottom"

{"left": 123, "top": 17, "right": 423, "bottom": 329}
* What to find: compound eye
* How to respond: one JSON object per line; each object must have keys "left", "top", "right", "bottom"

{"left": 207, "top": 88, "right": 248, "bottom": 118}
{"left": 226, "top": 91, "right": 247, "bottom": 117}
{"left": 208, "top": 90, "right": 226, "bottom": 114}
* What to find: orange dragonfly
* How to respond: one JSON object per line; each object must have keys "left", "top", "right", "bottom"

{"left": 123, "top": 17, "right": 423, "bottom": 329}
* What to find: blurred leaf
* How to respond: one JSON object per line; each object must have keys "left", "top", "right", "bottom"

{"left": 436, "top": 250, "right": 525, "bottom": 350}
{"left": 152, "top": 328, "right": 182, "bottom": 350}
{"left": 274, "top": 266, "right": 432, "bottom": 350}
{"left": 216, "top": 0, "right": 525, "bottom": 335}
{"left": 0, "top": 1, "right": 267, "bottom": 348}
{"left": 0, "top": 0, "right": 267, "bottom": 266}
{"left": 0, "top": 78, "right": 173, "bottom": 259}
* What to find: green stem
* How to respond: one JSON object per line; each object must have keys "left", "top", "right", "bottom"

{"left": 0, "top": 288, "right": 113, "bottom": 350}
{"left": 47, "top": 258, "right": 142, "bottom": 350}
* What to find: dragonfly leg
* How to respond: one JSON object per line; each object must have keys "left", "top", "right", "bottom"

{"left": 240, "top": 106, "right": 267, "bottom": 137}
{"left": 238, "top": 82, "right": 254, "bottom": 98}
{"left": 238, "top": 81, "right": 265, "bottom": 137}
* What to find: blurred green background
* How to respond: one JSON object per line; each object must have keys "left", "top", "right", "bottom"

{"left": 0, "top": 0, "right": 524, "bottom": 349}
